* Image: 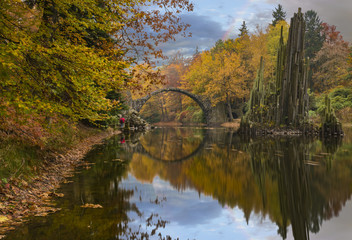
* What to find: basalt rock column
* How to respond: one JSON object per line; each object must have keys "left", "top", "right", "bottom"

{"left": 239, "top": 8, "right": 310, "bottom": 134}
{"left": 320, "top": 95, "right": 343, "bottom": 136}
{"left": 277, "top": 8, "right": 309, "bottom": 127}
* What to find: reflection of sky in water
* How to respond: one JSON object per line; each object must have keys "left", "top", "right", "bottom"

{"left": 121, "top": 174, "right": 282, "bottom": 240}
{"left": 309, "top": 202, "right": 352, "bottom": 240}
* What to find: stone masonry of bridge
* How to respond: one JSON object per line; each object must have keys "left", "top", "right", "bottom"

{"left": 130, "top": 87, "right": 227, "bottom": 125}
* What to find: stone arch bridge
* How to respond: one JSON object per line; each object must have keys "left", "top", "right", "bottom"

{"left": 130, "top": 87, "right": 226, "bottom": 125}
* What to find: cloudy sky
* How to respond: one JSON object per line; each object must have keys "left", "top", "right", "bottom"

{"left": 160, "top": 0, "right": 352, "bottom": 58}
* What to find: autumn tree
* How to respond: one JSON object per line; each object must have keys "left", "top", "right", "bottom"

{"left": 312, "top": 41, "right": 350, "bottom": 92}
{"left": 321, "top": 23, "right": 344, "bottom": 44}
{"left": 183, "top": 40, "right": 249, "bottom": 120}
{"left": 137, "top": 53, "right": 199, "bottom": 123}
{"left": 182, "top": 51, "right": 213, "bottom": 96}
{"left": 211, "top": 50, "right": 248, "bottom": 120}
{"left": 182, "top": 21, "right": 291, "bottom": 121}
{"left": 266, "top": 20, "right": 289, "bottom": 79}
{"left": 154, "top": 54, "right": 189, "bottom": 122}
{"left": 0, "top": 0, "right": 193, "bottom": 143}
{"left": 272, "top": 4, "right": 286, "bottom": 26}
{"left": 161, "top": 54, "right": 189, "bottom": 119}
{"left": 312, "top": 23, "right": 350, "bottom": 92}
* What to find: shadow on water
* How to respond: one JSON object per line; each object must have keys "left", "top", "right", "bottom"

{"left": 5, "top": 127, "right": 352, "bottom": 240}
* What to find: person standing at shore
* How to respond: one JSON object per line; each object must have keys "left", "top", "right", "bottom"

{"left": 120, "top": 116, "right": 125, "bottom": 129}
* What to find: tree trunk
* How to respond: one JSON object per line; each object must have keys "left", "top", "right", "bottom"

{"left": 227, "top": 94, "right": 234, "bottom": 121}
{"left": 160, "top": 97, "right": 165, "bottom": 121}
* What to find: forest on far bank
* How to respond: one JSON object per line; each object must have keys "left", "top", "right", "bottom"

{"left": 1, "top": 1, "right": 351, "bottom": 147}
{"left": 138, "top": 6, "right": 352, "bottom": 125}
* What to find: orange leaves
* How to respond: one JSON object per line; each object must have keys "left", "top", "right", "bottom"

{"left": 321, "top": 23, "right": 346, "bottom": 45}
{"left": 312, "top": 23, "right": 349, "bottom": 93}
{"left": 80, "top": 203, "right": 103, "bottom": 209}
{"left": 312, "top": 41, "right": 350, "bottom": 92}
{"left": 116, "top": 0, "right": 193, "bottom": 65}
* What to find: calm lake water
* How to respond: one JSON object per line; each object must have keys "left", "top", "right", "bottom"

{"left": 5, "top": 127, "right": 352, "bottom": 240}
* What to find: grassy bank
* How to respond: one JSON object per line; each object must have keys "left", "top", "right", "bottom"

{"left": 0, "top": 125, "right": 120, "bottom": 237}
{"left": 0, "top": 124, "right": 100, "bottom": 180}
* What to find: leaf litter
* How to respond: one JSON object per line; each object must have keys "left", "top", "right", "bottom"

{"left": 0, "top": 129, "right": 120, "bottom": 237}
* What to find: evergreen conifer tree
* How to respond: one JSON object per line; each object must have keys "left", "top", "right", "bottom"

{"left": 272, "top": 4, "right": 286, "bottom": 26}
{"left": 239, "top": 21, "right": 249, "bottom": 37}
{"left": 304, "top": 10, "right": 325, "bottom": 90}
{"left": 304, "top": 10, "right": 325, "bottom": 60}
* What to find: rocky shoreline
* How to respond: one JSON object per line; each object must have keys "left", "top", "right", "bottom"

{"left": 238, "top": 121, "right": 344, "bottom": 137}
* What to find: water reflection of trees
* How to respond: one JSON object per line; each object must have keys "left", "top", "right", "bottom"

{"left": 244, "top": 137, "right": 313, "bottom": 239}
{"left": 6, "top": 135, "right": 176, "bottom": 240}
{"left": 130, "top": 129, "right": 352, "bottom": 239}
{"left": 7, "top": 129, "right": 351, "bottom": 240}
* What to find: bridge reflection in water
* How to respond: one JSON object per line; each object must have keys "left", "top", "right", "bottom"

{"left": 137, "top": 127, "right": 207, "bottom": 162}
{"left": 125, "top": 127, "right": 349, "bottom": 240}
{"left": 5, "top": 127, "right": 352, "bottom": 240}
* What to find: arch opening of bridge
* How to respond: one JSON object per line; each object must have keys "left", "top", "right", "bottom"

{"left": 131, "top": 87, "right": 212, "bottom": 124}
{"left": 137, "top": 128, "right": 209, "bottom": 162}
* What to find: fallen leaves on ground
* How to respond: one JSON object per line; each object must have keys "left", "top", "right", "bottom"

{"left": 112, "top": 158, "right": 125, "bottom": 162}
{"left": 0, "top": 129, "right": 120, "bottom": 237}
{"left": 80, "top": 203, "right": 103, "bottom": 209}
{"left": 0, "top": 216, "right": 8, "bottom": 224}
{"left": 49, "top": 192, "right": 64, "bottom": 198}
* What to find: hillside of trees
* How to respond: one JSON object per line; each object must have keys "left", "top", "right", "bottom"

{"left": 142, "top": 5, "right": 352, "bottom": 125}
{"left": 0, "top": 0, "right": 195, "bottom": 182}
{"left": 1, "top": 2, "right": 351, "bottom": 172}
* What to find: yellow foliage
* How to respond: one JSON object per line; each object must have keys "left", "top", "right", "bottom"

{"left": 182, "top": 21, "right": 291, "bottom": 109}
{"left": 0, "top": 0, "right": 194, "bottom": 134}
{"left": 182, "top": 42, "right": 251, "bottom": 107}
{"left": 130, "top": 64, "right": 165, "bottom": 100}
{"left": 0, "top": 215, "right": 8, "bottom": 223}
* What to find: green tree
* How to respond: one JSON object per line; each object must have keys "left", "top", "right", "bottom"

{"left": 304, "top": 10, "right": 325, "bottom": 90}
{"left": 347, "top": 47, "right": 352, "bottom": 81}
{"left": 304, "top": 10, "right": 324, "bottom": 60}
{"left": 272, "top": 4, "right": 286, "bottom": 26}
{"left": 239, "top": 21, "right": 249, "bottom": 37}
{"left": 211, "top": 39, "right": 225, "bottom": 54}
